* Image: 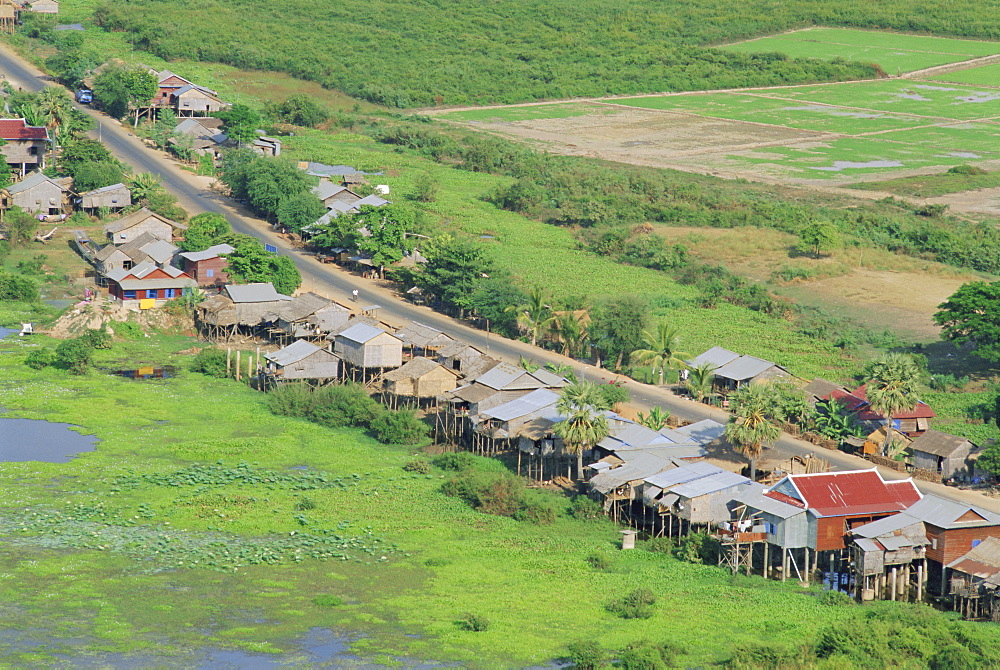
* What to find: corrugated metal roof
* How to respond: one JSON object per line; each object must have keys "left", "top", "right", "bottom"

{"left": 140, "top": 239, "right": 178, "bottom": 264}
{"left": 384, "top": 356, "right": 452, "bottom": 382}
{"left": 900, "top": 494, "right": 1000, "bottom": 528}
{"left": 644, "top": 461, "right": 722, "bottom": 488}
{"left": 337, "top": 322, "right": 390, "bottom": 344}
{"left": 714, "top": 355, "right": 784, "bottom": 382}
{"left": 851, "top": 512, "right": 923, "bottom": 538}
{"left": 908, "top": 429, "right": 972, "bottom": 457}
{"left": 732, "top": 483, "right": 805, "bottom": 519}
{"left": 530, "top": 368, "right": 569, "bottom": 387}
{"left": 225, "top": 283, "right": 292, "bottom": 303}
{"left": 104, "top": 207, "right": 186, "bottom": 234}
{"left": 475, "top": 362, "right": 542, "bottom": 391}
{"left": 265, "top": 340, "right": 322, "bottom": 366}
{"left": 854, "top": 538, "right": 883, "bottom": 553}
{"left": 688, "top": 346, "right": 740, "bottom": 368}
{"left": 670, "top": 419, "right": 727, "bottom": 445}
{"left": 482, "top": 388, "right": 560, "bottom": 422}
{"left": 671, "top": 472, "right": 751, "bottom": 499}
{"left": 179, "top": 243, "right": 234, "bottom": 262}
{"left": 771, "top": 469, "right": 921, "bottom": 518}
{"left": 589, "top": 453, "right": 674, "bottom": 494}
{"left": 7, "top": 171, "right": 64, "bottom": 195}
{"left": 947, "top": 537, "right": 1000, "bottom": 572}
{"left": 804, "top": 378, "right": 846, "bottom": 398}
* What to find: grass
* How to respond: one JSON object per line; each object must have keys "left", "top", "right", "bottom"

{"left": 929, "top": 62, "right": 1000, "bottom": 87}
{"left": 850, "top": 168, "right": 1000, "bottom": 197}
{"left": 439, "top": 103, "right": 611, "bottom": 123}
{"left": 718, "top": 28, "right": 1000, "bottom": 74}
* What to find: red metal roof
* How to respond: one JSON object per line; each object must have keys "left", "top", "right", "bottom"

{"left": 822, "top": 385, "right": 935, "bottom": 420}
{"left": 765, "top": 470, "right": 921, "bottom": 518}
{"left": 0, "top": 118, "right": 48, "bottom": 141}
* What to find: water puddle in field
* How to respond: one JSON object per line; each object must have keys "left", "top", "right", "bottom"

{"left": 782, "top": 105, "right": 886, "bottom": 118}
{"left": 945, "top": 152, "right": 981, "bottom": 158}
{"left": 913, "top": 84, "right": 960, "bottom": 91}
{"left": 811, "top": 160, "right": 904, "bottom": 172}
{"left": 893, "top": 92, "right": 931, "bottom": 101}
{"left": 0, "top": 418, "right": 97, "bottom": 462}
{"left": 954, "top": 92, "right": 1000, "bottom": 103}
{"left": 0, "top": 327, "right": 17, "bottom": 339}
{"left": 107, "top": 365, "right": 178, "bottom": 380}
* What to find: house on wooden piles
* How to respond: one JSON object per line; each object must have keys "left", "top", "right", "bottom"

{"left": 394, "top": 321, "right": 455, "bottom": 358}
{"left": 144, "top": 71, "right": 228, "bottom": 119}
{"left": 332, "top": 322, "right": 402, "bottom": 383}
{"left": 0, "top": 119, "right": 48, "bottom": 176}
{"left": 3, "top": 171, "right": 69, "bottom": 215}
{"left": 104, "top": 208, "right": 187, "bottom": 245}
{"left": 263, "top": 340, "right": 339, "bottom": 383}
{"left": 106, "top": 262, "right": 196, "bottom": 309}
{"left": 76, "top": 183, "right": 131, "bottom": 213}
{"left": 907, "top": 430, "right": 978, "bottom": 481}
{"left": 383, "top": 356, "right": 459, "bottom": 408}
{"left": 197, "top": 282, "right": 292, "bottom": 341}
{"left": 177, "top": 243, "right": 234, "bottom": 287}
{"left": 0, "top": 0, "right": 17, "bottom": 34}
{"left": 824, "top": 385, "right": 935, "bottom": 438}
{"left": 436, "top": 341, "right": 486, "bottom": 374}
{"left": 313, "top": 179, "right": 362, "bottom": 209}
{"left": 474, "top": 387, "right": 563, "bottom": 456}
{"left": 687, "top": 346, "right": 791, "bottom": 393}
{"left": 948, "top": 537, "right": 1000, "bottom": 621}
{"left": 850, "top": 511, "right": 931, "bottom": 602}
{"left": 95, "top": 232, "right": 178, "bottom": 275}
{"left": 733, "top": 469, "right": 922, "bottom": 583}
{"left": 263, "top": 292, "right": 334, "bottom": 343}
{"left": 642, "top": 461, "right": 751, "bottom": 538}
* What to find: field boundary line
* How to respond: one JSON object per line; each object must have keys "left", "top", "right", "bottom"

{"left": 905, "top": 54, "right": 1000, "bottom": 80}
{"left": 740, "top": 92, "right": 985, "bottom": 123}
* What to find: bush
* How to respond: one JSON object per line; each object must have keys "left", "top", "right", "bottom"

{"left": 190, "top": 347, "right": 229, "bottom": 377}
{"left": 24, "top": 347, "right": 56, "bottom": 370}
{"left": 819, "top": 589, "right": 855, "bottom": 607}
{"left": 432, "top": 452, "right": 478, "bottom": 471}
{"left": 369, "top": 408, "right": 429, "bottom": 444}
{"left": 567, "top": 640, "right": 605, "bottom": 670}
{"left": 54, "top": 337, "right": 94, "bottom": 374}
{"left": 586, "top": 553, "right": 612, "bottom": 572}
{"left": 457, "top": 613, "right": 490, "bottom": 632}
{"left": 947, "top": 165, "right": 987, "bottom": 176}
{"left": 294, "top": 496, "right": 317, "bottom": 511}
{"left": 729, "top": 642, "right": 804, "bottom": 669}
{"left": 673, "top": 532, "right": 721, "bottom": 565}
{"left": 0, "top": 271, "right": 39, "bottom": 301}
{"left": 514, "top": 497, "right": 556, "bottom": 525}
{"left": 403, "top": 458, "right": 431, "bottom": 474}
{"left": 311, "top": 595, "right": 344, "bottom": 607}
{"left": 568, "top": 495, "right": 604, "bottom": 521}
{"left": 82, "top": 327, "right": 113, "bottom": 350}
{"left": 606, "top": 588, "right": 656, "bottom": 619}
{"left": 113, "top": 320, "right": 144, "bottom": 340}
{"left": 646, "top": 537, "right": 675, "bottom": 554}
{"left": 930, "top": 644, "right": 980, "bottom": 670}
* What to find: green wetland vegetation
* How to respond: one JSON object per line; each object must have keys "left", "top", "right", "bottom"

{"left": 0, "top": 319, "right": 998, "bottom": 667}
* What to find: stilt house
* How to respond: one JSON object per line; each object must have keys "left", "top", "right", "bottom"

{"left": 76, "top": 183, "right": 131, "bottom": 212}
{"left": 0, "top": 119, "right": 48, "bottom": 176}
{"left": 263, "top": 340, "right": 339, "bottom": 381}
{"left": 394, "top": 321, "right": 455, "bottom": 358}
{"left": 383, "top": 356, "right": 459, "bottom": 399}
{"left": 333, "top": 322, "right": 402, "bottom": 370}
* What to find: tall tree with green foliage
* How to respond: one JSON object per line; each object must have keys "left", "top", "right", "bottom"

{"left": 412, "top": 238, "right": 490, "bottom": 317}
{"left": 505, "top": 286, "right": 555, "bottom": 347}
{"left": 223, "top": 236, "right": 301, "bottom": 295}
{"left": 552, "top": 311, "right": 587, "bottom": 357}
{"left": 686, "top": 362, "right": 716, "bottom": 403}
{"left": 92, "top": 63, "right": 157, "bottom": 121}
{"left": 219, "top": 103, "right": 263, "bottom": 146}
{"left": 864, "top": 353, "right": 921, "bottom": 455}
{"left": 72, "top": 161, "right": 126, "bottom": 192}
{"left": 798, "top": 220, "right": 840, "bottom": 258}
{"left": 276, "top": 192, "right": 326, "bottom": 234}
{"left": 630, "top": 321, "right": 689, "bottom": 385}
{"left": 355, "top": 204, "right": 415, "bottom": 273}
{"left": 2, "top": 208, "right": 39, "bottom": 248}
{"left": 725, "top": 383, "right": 781, "bottom": 481}
{"left": 179, "top": 212, "right": 232, "bottom": 252}
{"left": 934, "top": 281, "right": 1000, "bottom": 362}
{"left": 554, "top": 381, "right": 611, "bottom": 481}
{"left": 591, "top": 296, "right": 648, "bottom": 370}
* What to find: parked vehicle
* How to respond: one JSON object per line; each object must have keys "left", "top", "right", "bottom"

{"left": 75, "top": 89, "right": 93, "bottom": 104}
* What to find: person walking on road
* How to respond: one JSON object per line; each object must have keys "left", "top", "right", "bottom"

{"left": 351, "top": 289, "right": 359, "bottom": 302}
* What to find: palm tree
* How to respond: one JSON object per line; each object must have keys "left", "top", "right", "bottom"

{"left": 636, "top": 406, "right": 670, "bottom": 431}
{"left": 128, "top": 172, "right": 164, "bottom": 207}
{"left": 37, "top": 87, "right": 72, "bottom": 147}
{"left": 631, "top": 321, "right": 689, "bottom": 386}
{"left": 554, "top": 381, "right": 611, "bottom": 481}
{"left": 544, "top": 362, "right": 577, "bottom": 383}
{"left": 505, "top": 286, "right": 555, "bottom": 347}
{"left": 685, "top": 362, "right": 717, "bottom": 403}
{"left": 552, "top": 311, "right": 587, "bottom": 358}
{"left": 724, "top": 384, "right": 781, "bottom": 481}
{"left": 865, "top": 353, "right": 921, "bottom": 456}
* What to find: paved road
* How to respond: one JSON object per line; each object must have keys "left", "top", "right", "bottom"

{"left": 4, "top": 44, "right": 999, "bottom": 512}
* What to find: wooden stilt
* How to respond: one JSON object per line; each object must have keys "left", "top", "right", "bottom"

{"left": 763, "top": 542, "right": 769, "bottom": 579}
{"left": 235, "top": 350, "right": 241, "bottom": 382}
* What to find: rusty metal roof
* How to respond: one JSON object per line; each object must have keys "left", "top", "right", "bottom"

{"left": 767, "top": 469, "right": 921, "bottom": 518}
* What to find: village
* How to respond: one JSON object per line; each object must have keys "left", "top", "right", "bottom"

{"left": 0, "top": 18, "right": 999, "bottom": 663}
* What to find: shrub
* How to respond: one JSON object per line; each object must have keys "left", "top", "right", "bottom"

{"left": 294, "top": 496, "right": 317, "bottom": 511}
{"left": 403, "top": 458, "right": 431, "bottom": 474}
{"left": 457, "top": 613, "right": 490, "bottom": 632}
{"left": 24, "top": 347, "right": 56, "bottom": 370}
{"left": 646, "top": 537, "right": 675, "bottom": 555}
{"left": 729, "top": 642, "right": 804, "bottom": 669}
{"left": 586, "top": 553, "right": 612, "bottom": 572}
{"left": 568, "top": 495, "right": 604, "bottom": 521}
{"left": 930, "top": 644, "right": 980, "bottom": 670}
{"left": 514, "top": 498, "right": 556, "bottom": 525}
{"left": 567, "top": 640, "right": 605, "bottom": 670}
{"left": 82, "top": 327, "right": 113, "bottom": 350}
{"left": 606, "top": 588, "right": 656, "bottom": 619}
{"left": 619, "top": 642, "right": 672, "bottom": 670}
{"left": 947, "top": 165, "right": 987, "bottom": 176}
{"left": 369, "top": 408, "right": 429, "bottom": 444}
{"left": 819, "top": 589, "right": 855, "bottom": 607}
{"left": 0, "top": 271, "right": 39, "bottom": 301}
{"left": 311, "top": 595, "right": 344, "bottom": 607}
{"left": 432, "top": 452, "right": 477, "bottom": 471}
{"left": 673, "top": 532, "right": 721, "bottom": 565}
{"left": 113, "top": 320, "right": 144, "bottom": 339}
{"left": 54, "top": 337, "right": 94, "bottom": 374}
{"left": 476, "top": 473, "right": 524, "bottom": 517}
{"left": 190, "top": 347, "right": 229, "bottom": 377}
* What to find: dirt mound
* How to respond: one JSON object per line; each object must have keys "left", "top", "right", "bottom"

{"left": 46, "top": 300, "right": 193, "bottom": 340}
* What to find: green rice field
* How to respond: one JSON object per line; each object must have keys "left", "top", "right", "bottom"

{"left": 441, "top": 102, "right": 611, "bottom": 123}
{"left": 929, "top": 62, "right": 1000, "bottom": 87}
{"left": 718, "top": 28, "right": 1000, "bottom": 75}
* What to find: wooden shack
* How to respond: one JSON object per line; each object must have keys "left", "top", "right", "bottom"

{"left": 104, "top": 208, "right": 187, "bottom": 245}
{"left": 265, "top": 292, "right": 334, "bottom": 342}
{"left": 95, "top": 232, "right": 177, "bottom": 275}
{"left": 687, "top": 346, "right": 791, "bottom": 391}
{"left": 263, "top": 340, "right": 339, "bottom": 381}
{"left": 334, "top": 322, "right": 402, "bottom": 372}
{"left": 312, "top": 179, "right": 362, "bottom": 209}
{"left": 383, "top": 356, "right": 459, "bottom": 401}
{"left": 850, "top": 513, "right": 930, "bottom": 601}
{"left": 178, "top": 243, "right": 234, "bottom": 287}
{"left": 3, "top": 171, "right": 68, "bottom": 215}
{"left": 0, "top": 119, "right": 48, "bottom": 175}
{"left": 76, "top": 183, "right": 131, "bottom": 211}
{"left": 0, "top": 0, "right": 17, "bottom": 34}
{"left": 171, "top": 85, "right": 229, "bottom": 116}
{"left": 26, "top": 0, "right": 59, "bottom": 13}
{"left": 198, "top": 283, "right": 293, "bottom": 341}
{"left": 393, "top": 321, "right": 455, "bottom": 358}
{"left": 908, "top": 430, "right": 976, "bottom": 480}
{"left": 436, "top": 341, "right": 485, "bottom": 374}
{"left": 947, "top": 537, "right": 1000, "bottom": 621}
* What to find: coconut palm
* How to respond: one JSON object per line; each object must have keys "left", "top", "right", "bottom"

{"left": 685, "top": 362, "right": 717, "bottom": 403}
{"left": 636, "top": 406, "right": 670, "bottom": 431}
{"left": 127, "top": 172, "right": 165, "bottom": 207}
{"left": 724, "top": 383, "right": 781, "bottom": 481}
{"left": 544, "top": 362, "right": 577, "bottom": 383}
{"left": 505, "top": 286, "right": 555, "bottom": 347}
{"left": 552, "top": 311, "right": 587, "bottom": 357}
{"left": 865, "top": 353, "right": 921, "bottom": 456}
{"left": 631, "top": 321, "right": 689, "bottom": 386}
{"left": 554, "top": 381, "right": 611, "bottom": 481}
